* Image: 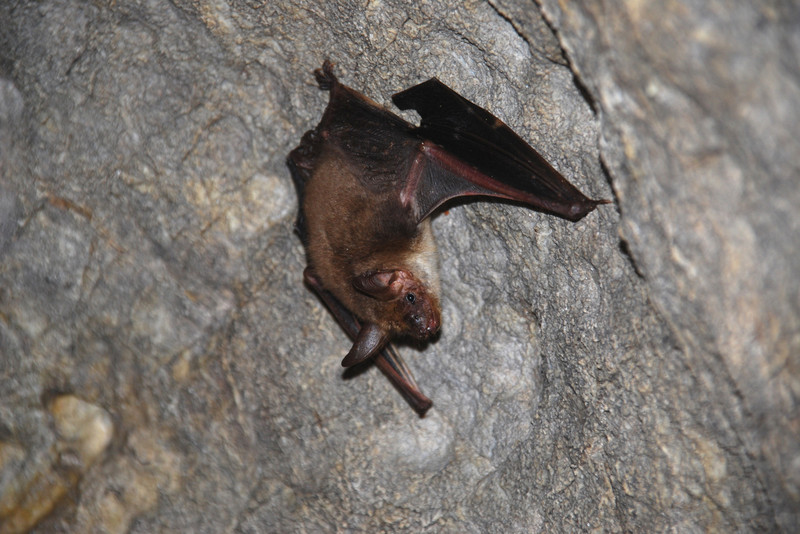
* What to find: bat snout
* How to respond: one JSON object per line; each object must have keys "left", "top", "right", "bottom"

{"left": 408, "top": 312, "right": 440, "bottom": 339}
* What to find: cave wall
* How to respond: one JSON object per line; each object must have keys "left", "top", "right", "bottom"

{"left": 0, "top": 1, "right": 797, "bottom": 532}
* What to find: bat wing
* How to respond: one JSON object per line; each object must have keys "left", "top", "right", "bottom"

{"left": 392, "top": 79, "right": 609, "bottom": 223}
{"left": 287, "top": 130, "right": 320, "bottom": 245}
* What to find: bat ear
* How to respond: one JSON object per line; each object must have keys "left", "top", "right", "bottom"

{"left": 342, "top": 323, "right": 389, "bottom": 367}
{"left": 352, "top": 270, "right": 409, "bottom": 301}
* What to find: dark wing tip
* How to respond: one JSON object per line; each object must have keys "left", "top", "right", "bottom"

{"left": 564, "top": 198, "right": 612, "bottom": 222}
{"left": 314, "top": 59, "right": 337, "bottom": 90}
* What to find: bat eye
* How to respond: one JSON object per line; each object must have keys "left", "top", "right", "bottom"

{"left": 405, "top": 293, "right": 416, "bottom": 304}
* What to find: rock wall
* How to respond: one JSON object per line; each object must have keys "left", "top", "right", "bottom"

{"left": 0, "top": 1, "right": 797, "bottom": 532}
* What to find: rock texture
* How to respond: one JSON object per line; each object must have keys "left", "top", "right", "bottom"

{"left": 0, "top": 0, "right": 797, "bottom": 532}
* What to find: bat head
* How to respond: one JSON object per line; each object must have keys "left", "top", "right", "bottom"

{"left": 353, "top": 269, "right": 440, "bottom": 340}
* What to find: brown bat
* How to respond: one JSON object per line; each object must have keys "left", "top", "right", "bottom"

{"left": 288, "top": 60, "right": 608, "bottom": 415}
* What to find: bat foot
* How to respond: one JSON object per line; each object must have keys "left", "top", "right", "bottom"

{"left": 314, "top": 60, "right": 337, "bottom": 90}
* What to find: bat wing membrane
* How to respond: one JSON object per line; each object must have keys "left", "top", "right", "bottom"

{"left": 393, "top": 79, "right": 607, "bottom": 222}
{"left": 317, "top": 80, "right": 419, "bottom": 193}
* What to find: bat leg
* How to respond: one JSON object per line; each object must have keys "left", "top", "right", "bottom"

{"left": 303, "top": 268, "right": 433, "bottom": 415}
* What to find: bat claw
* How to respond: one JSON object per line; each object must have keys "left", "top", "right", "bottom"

{"left": 314, "top": 59, "right": 337, "bottom": 90}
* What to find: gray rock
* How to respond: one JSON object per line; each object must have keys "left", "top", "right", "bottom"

{"left": 0, "top": 0, "right": 796, "bottom": 532}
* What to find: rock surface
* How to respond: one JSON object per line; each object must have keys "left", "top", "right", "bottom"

{"left": 0, "top": 0, "right": 797, "bottom": 532}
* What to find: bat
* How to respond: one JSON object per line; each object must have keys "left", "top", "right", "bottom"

{"left": 287, "top": 60, "right": 608, "bottom": 415}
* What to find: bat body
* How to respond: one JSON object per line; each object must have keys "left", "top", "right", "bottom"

{"left": 288, "top": 61, "right": 607, "bottom": 414}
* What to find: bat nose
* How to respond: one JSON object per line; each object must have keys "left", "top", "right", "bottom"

{"left": 410, "top": 313, "right": 439, "bottom": 338}
{"left": 425, "top": 315, "right": 440, "bottom": 335}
